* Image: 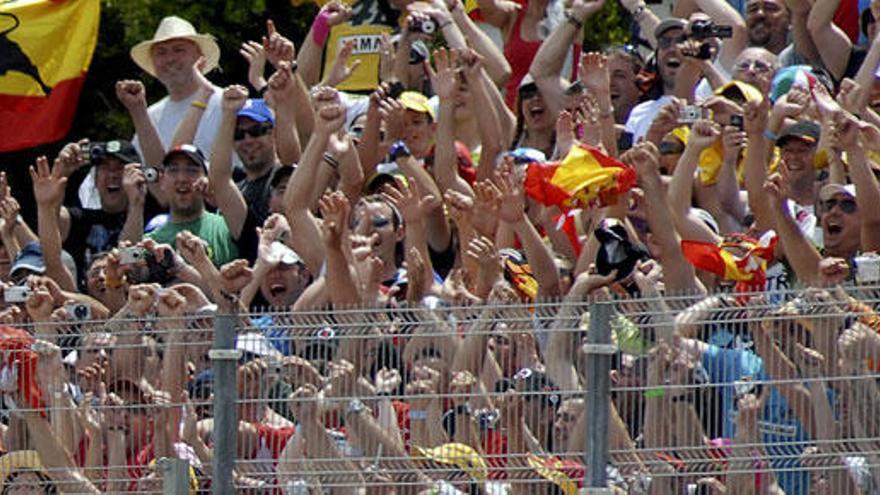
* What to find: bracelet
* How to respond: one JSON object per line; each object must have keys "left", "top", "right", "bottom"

{"left": 322, "top": 152, "right": 340, "bottom": 170}
{"left": 191, "top": 100, "right": 208, "bottom": 110}
{"left": 763, "top": 129, "right": 778, "bottom": 142}
{"left": 564, "top": 10, "right": 584, "bottom": 29}
{"left": 643, "top": 388, "right": 665, "bottom": 399}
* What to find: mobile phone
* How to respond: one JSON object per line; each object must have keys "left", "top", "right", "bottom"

{"left": 64, "top": 303, "right": 91, "bottom": 321}
{"left": 730, "top": 114, "right": 744, "bottom": 131}
{"left": 119, "top": 247, "right": 147, "bottom": 265}
{"left": 3, "top": 286, "right": 31, "bottom": 303}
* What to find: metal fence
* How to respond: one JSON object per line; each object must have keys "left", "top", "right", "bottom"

{"left": 1, "top": 286, "right": 879, "bottom": 494}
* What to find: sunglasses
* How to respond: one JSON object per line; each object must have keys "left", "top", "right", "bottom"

{"left": 823, "top": 198, "right": 857, "bottom": 214}
{"left": 519, "top": 83, "right": 540, "bottom": 100}
{"left": 349, "top": 126, "right": 386, "bottom": 141}
{"left": 234, "top": 122, "right": 273, "bottom": 141}
{"left": 734, "top": 59, "right": 774, "bottom": 74}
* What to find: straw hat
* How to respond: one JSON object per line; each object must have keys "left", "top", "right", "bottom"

{"left": 130, "top": 16, "right": 220, "bottom": 77}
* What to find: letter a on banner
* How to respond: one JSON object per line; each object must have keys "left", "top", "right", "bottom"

{"left": 0, "top": 0, "right": 100, "bottom": 152}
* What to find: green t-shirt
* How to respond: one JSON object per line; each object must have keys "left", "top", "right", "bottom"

{"left": 147, "top": 212, "right": 239, "bottom": 267}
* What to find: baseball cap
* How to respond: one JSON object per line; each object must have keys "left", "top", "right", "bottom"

{"left": 776, "top": 120, "right": 821, "bottom": 147}
{"left": 163, "top": 144, "right": 208, "bottom": 171}
{"left": 655, "top": 18, "right": 687, "bottom": 39}
{"left": 94, "top": 139, "right": 140, "bottom": 165}
{"left": 714, "top": 80, "right": 763, "bottom": 104}
{"left": 819, "top": 183, "right": 857, "bottom": 202}
{"left": 237, "top": 98, "right": 275, "bottom": 124}
{"left": 365, "top": 162, "right": 405, "bottom": 193}
{"left": 399, "top": 91, "right": 435, "bottom": 120}
{"left": 267, "top": 241, "right": 303, "bottom": 266}
{"left": 9, "top": 241, "right": 79, "bottom": 284}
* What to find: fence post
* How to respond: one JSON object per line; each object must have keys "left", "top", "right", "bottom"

{"left": 584, "top": 300, "right": 615, "bottom": 489}
{"left": 160, "top": 457, "right": 190, "bottom": 494}
{"left": 210, "top": 312, "right": 241, "bottom": 495}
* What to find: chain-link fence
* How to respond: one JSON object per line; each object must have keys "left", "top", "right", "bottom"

{"left": 1, "top": 286, "right": 879, "bottom": 494}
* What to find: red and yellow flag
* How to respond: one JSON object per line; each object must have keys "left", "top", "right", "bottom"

{"left": 0, "top": 0, "right": 99, "bottom": 152}
{"left": 681, "top": 232, "right": 778, "bottom": 292}
{"left": 524, "top": 143, "right": 636, "bottom": 210}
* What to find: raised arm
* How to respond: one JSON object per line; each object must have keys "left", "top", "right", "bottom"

{"left": 267, "top": 62, "right": 303, "bottom": 166}
{"left": 848, "top": 119, "right": 880, "bottom": 252}
{"left": 806, "top": 0, "right": 853, "bottom": 81}
{"left": 117, "top": 80, "right": 165, "bottom": 170}
{"left": 169, "top": 59, "right": 215, "bottom": 148}
{"left": 30, "top": 157, "right": 76, "bottom": 291}
{"left": 667, "top": 120, "right": 723, "bottom": 243}
{"left": 449, "top": 0, "right": 512, "bottom": 86}
{"left": 296, "top": 4, "right": 353, "bottom": 87}
{"left": 209, "top": 85, "right": 250, "bottom": 239}
{"left": 763, "top": 173, "right": 822, "bottom": 285}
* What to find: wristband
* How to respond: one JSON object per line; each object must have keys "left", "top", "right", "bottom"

{"left": 191, "top": 100, "right": 208, "bottom": 110}
{"left": 643, "top": 388, "right": 665, "bottom": 399}
{"left": 312, "top": 11, "right": 331, "bottom": 46}
{"left": 763, "top": 129, "right": 778, "bottom": 142}
{"left": 564, "top": 10, "right": 583, "bottom": 29}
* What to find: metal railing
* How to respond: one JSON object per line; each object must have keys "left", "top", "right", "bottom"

{"left": 0, "top": 286, "right": 879, "bottom": 493}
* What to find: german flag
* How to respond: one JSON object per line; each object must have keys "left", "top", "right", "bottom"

{"left": 524, "top": 143, "right": 636, "bottom": 210}
{"left": 0, "top": 0, "right": 99, "bottom": 152}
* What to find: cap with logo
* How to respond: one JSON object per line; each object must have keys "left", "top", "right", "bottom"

{"left": 237, "top": 98, "right": 275, "bottom": 125}
{"left": 819, "top": 183, "right": 857, "bottom": 202}
{"left": 777, "top": 120, "right": 821, "bottom": 147}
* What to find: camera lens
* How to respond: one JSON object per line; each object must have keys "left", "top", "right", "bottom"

{"left": 74, "top": 304, "right": 88, "bottom": 319}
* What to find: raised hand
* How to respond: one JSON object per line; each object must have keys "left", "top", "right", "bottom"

{"left": 743, "top": 97, "right": 770, "bottom": 136}
{"left": 221, "top": 84, "right": 249, "bottom": 114}
{"left": 578, "top": 52, "right": 611, "bottom": 97}
{"left": 324, "top": 40, "right": 362, "bottom": 88}
{"left": 0, "top": 195, "right": 20, "bottom": 237}
{"left": 404, "top": 246, "right": 427, "bottom": 303}
{"left": 772, "top": 85, "right": 810, "bottom": 121}
{"left": 219, "top": 259, "right": 254, "bottom": 295}
{"left": 686, "top": 119, "right": 721, "bottom": 151}
{"left": 828, "top": 111, "right": 861, "bottom": 151}
{"left": 721, "top": 125, "right": 747, "bottom": 163}
{"left": 267, "top": 61, "right": 296, "bottom": 107}
{"left": 837, "top": 78, "right": 865, "bottom": 115}
{"left": 762, "top": 172, "right": 789, "bottom": 213}
{"left": 320, "top": 1, "right": 353, "bottom": 27}
{"left": 263, "top": 20, "right": 296, "bottom": 68}
{"left": 239, "top": 40, "right": 268, "bottom": 91}
{"left": 30, "top": 156, "right": 67, "bottom": 208}
{"left": 312, "top": 86, "right": 346, "bottom": 135}
{"left": 122, "top": 163, "right": 147, "bottom": 206}
{"left": 443, "top": 189, "right": 474, "bottom": 228}
{"left": 427, "top": 48, "right": 459, "bottom": 100}
{"left": 496, "top": 165, "right": 526, "bottom": 224}
{"left": 115, "top": 80, "right": 148, "bottom": 113}
{"left": 318, "top": 191, "right": 351, "bottom": 249}
{"left": 382, "top": 176, "right": 438, "bottom": 224}
{"left": 623, "top": 141, "right": 661, "bottom": 179}
{"left": 125, "top": 283, "right": 161, "bottom": 316}
{"left": 191, "top": 56, "right": 214, "bottom": 95}
{"left": 472, "top": 179, "right": 501, "bottom": 237}
{"left": 55, "top": 141, "right": 91, "bottom": 176}
{"left": 176, "top": 230, "right": 211, "bottom": 269}
{"left": 570, "top": 0, "right": 606, "bottom": 20}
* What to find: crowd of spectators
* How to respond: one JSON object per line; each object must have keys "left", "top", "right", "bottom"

{"left": 1, "top": 0, "right": 880, "bottom": 492}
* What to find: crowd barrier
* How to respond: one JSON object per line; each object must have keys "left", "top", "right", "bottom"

{"left": 0, "top": 286, "right": 878, "bottom": 494}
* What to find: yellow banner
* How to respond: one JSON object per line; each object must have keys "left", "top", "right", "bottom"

{"left": 0, "top": 0, "right": 100, "bottom": 96}
{"left": 323, "top": 23, "right": 393, "bottom": 92}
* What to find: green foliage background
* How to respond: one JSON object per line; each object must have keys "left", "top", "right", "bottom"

{"left": 1, "top": 0, "right": 630, "bottom": 222}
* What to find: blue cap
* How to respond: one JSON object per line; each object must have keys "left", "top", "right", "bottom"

{"left": 10, "top": 241, "right": 46, "bottom": 279}
{"left": 237, "top": 98, "right": 275, "bottom": 124}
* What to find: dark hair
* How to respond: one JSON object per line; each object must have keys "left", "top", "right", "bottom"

{"left": 862, "top": 8, "right": 875, "bottom": 38}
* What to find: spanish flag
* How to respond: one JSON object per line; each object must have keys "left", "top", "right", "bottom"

{"left": 524, "top": 143, "right": 636, "bottom": 210}
{"left": 0, "top": 0, "right": 99, "bottom": 152}
{"left": 681, "top": 231, "right": 778, "bottom": 293}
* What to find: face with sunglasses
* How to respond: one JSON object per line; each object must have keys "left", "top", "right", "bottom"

{"left": 352, "top": 198, "right": 404, "bottom": 268}
{"left": 821, "top": 192, "right": 861, "bottom": 258}
{"left": 656, "top": 28, "right": 685, "bottom": 91}
{"left": 234, "top": 118, "right": 275, "bottom": 173}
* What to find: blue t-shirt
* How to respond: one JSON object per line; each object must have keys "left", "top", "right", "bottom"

{"left": 702, "top": 345, "right": 812, "bottom": 495}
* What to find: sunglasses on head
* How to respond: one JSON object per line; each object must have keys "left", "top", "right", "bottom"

{"left": 823, "top": 197, "right": 857, "bottom": 214}
{"left": 234, "top": 122, "right": 273, "bottom": 141}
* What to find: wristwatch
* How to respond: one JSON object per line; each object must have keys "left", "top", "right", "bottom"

{"left": 388, "top": 140, "right": 412, "bottom": 162}
{"left": 346, "top": 399, "right": 366, "bottom": 420}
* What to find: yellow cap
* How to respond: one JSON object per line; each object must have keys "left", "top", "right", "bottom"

{"left": 399, "top": 91, "right": 436, "bottom": 120}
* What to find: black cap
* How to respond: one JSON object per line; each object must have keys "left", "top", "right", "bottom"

{"left": 162, "top": 144, "right": 208, "bottom": 171}
{"left": 777, "top": 120, "right": 821, "bottom": 147}
{"left": 270, "top": 165, "right": 296, "bottom": 189}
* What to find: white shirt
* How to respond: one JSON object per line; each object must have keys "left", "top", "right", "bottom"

{"left": 78, "top": 86, "right": 236, "bottom": 209}
{"left": 624, "top": 95, "right": 675, "bottom": 144}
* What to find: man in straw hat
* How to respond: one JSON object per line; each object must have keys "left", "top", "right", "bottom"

{"left": 128, "top": 16, "right": 224, "bottom": 156}
{"left": 80, "top": 17, "right": 228, "bottom": 210}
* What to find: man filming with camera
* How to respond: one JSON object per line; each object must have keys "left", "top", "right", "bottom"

{"left": 51, "top": 139, "right": 164, "bottom": 289}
